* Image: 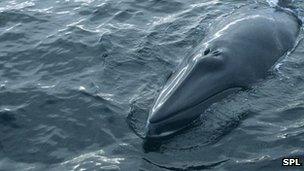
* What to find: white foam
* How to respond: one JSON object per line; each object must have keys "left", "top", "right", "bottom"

{"left": 266, "top": 0, "right": 279, "bottom": 7}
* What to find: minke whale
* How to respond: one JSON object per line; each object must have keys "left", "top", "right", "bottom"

{"left": 145, "top": 7, "right": 301, "bottom": 139}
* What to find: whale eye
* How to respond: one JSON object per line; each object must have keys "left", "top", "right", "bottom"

{"left": 204, "top": 48, "right": 211, "bottom": 55}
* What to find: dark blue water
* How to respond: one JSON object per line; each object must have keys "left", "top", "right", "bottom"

{"left": 1, "top": 0, "right": 304, "bottom": 170}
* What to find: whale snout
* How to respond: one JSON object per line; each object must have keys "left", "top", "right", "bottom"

{"left": 144, "top": 55, "right": 231, "bottom": 138}
{"left": 145, "top": 95, "right": 210, "bottom": 139}
{"left": 144, "top": 83, "right": 243, "bottom": 139}
{"left": 145, "top": 121, "right": 175, "bottom": 139}
{"left": 145, "top": 111, "right": 198, "bottom": 139}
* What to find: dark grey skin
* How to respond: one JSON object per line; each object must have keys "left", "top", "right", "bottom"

{"left": 145, "top": 8, "right": 301, "bottom": 139}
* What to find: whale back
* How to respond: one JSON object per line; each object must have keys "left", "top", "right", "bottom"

{"left": 205, "top": 8, "right": 301, "bottom": 84}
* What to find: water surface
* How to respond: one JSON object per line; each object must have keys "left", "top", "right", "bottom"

{"left": 0, "top": 0, "right": 304, "bottom": 170}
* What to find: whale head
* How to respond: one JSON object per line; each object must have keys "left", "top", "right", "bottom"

{"left": 145, "top": 50, "right": 237, "bottom": 139}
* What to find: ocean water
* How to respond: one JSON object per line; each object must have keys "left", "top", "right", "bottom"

{"left": 1, "top": 0, "right": 304, "bottom": 170}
